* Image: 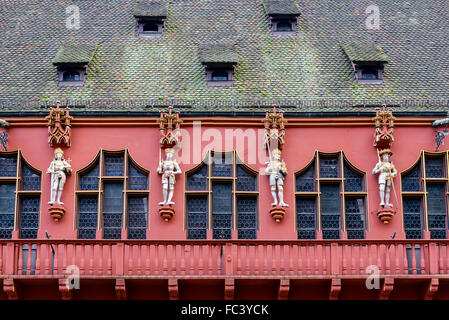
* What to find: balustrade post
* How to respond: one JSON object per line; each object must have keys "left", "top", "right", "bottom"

{"left": 330, "top": 243, "right": 340, "bottom": 275}
{"left": 116, "top": 242, "right": 124, "bottom": 275}
{"left": 224, "top": 243, "right": 233, "bottom": 275}
{"left": 5, "top": 242, "right": 15, "bottom": 275}
{"left": 428, "top": 243, "right": 439, "bottom": 274}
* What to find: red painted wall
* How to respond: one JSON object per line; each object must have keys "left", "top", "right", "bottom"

{"left": 3, "top": 118, "right": 440, "bottom": 241}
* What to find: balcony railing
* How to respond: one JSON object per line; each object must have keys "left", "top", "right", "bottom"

{"left": 1, "top": 240, "right": 448, "bottom": 277}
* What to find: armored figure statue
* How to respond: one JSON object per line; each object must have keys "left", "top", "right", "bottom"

{"left": 372, "top": 149, "right": 397, "bottom": 207}
{"left": 157, "top": 148, "right": 181, "bottom": 206}
{"left": 47, "top": 148, "right": 72, "bottom": 205}
{"left": 265, "top": 148, "right": 288, "bottom": 207}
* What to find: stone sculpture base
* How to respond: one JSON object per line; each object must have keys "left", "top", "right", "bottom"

{"left": 159, "top": 206, "right": 175, "bottom": 222}
{"left": 270, "top": 206, "right": 286, "bottom": 223}
{"left": 49, "top": 204, "right": 65, "bottom": 222}
{"left": 377, "top": 207, "right": 395, "bottom": 224}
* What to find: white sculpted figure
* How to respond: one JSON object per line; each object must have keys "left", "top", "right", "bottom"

{"left": 157, "top": 148, "right": 181, "bottom": 206}
{"left": 265, "top": 149, "right": 289, "bottom": 207}
{"left": 372, "top": 149, "right": 397, "bottom": 207}
{"left": 47, "top": 148, "right": 72, "bottom": 205}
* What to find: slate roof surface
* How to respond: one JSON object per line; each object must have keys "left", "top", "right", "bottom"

{"left": 262, "top": 0, "right": 301, "bottom": 16}
{"left": 199, "top": 43, "right": 239, "bottom": 64}
{"left": 0, "top": 0, "right": 448, "bottom": 113}
{"left": 134, "top": 1, "right": 168, "bottom": 17}
{"left": 52, "top": 43, "right": 98, "bottom": 64}
{"left": 340, "top": 42, "right": 390, "bottom": 63}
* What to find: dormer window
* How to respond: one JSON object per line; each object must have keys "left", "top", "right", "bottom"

{"left": 199, "top": 43, "right": 238, "bottom": 87}
{"left": 62, "top": 70, "right": 81, "bottom": 82}
{"left": 52, "top": 43, "right": 97, "bottom": 87}
{"left": 340, "top": 42, "right": 389, "bottom": 85}
{"left": 134, "top": 1, "right": 167, "bottom": 39}
{"left": 263, "top": 0, "right": 301, "bottom": 36}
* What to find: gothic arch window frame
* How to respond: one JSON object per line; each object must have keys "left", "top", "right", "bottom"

{"left": 0, "top": 150, "right": 42, "bottom": 239}
{"left": 74, "top": 148, "right": 150, "bottom": 239}
{"left": 293, "top": 151, "right": 368, "bottom": 239}
{"left": 401, "top": 151, "right": 449, "bottom": 239}
{"left": 184, "top": 150, "right": 259, "bottom": 239}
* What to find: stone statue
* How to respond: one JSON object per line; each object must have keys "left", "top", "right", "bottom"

{"left": 372, "top": 149, "right": 397, "bottom": 207}
{"left": 157, "top": 148, "right": 181, "bottom": 206}
{"left": 47, "top": 148, "right": 72, "bottom": 205}
{"left": 265, "top": 148, "right": 288, "bottom": 207}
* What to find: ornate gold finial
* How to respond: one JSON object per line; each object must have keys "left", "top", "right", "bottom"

{"left": 372, "top": 104, "right": 395, "bottom": 149}
{"left": 46, "top": 100, "right": 73, "bottom": 148}
{"left": 263, "top": 105, "right": 287, "bottom": 151}
{"left": 157, "top": 106, "right": 183, "bottom": 149}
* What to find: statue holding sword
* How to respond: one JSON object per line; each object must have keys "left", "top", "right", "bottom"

{"left": 372, "top": 149, "right": 398, "bottom": 207}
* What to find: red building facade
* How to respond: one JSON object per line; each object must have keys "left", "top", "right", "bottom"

{"left": 1, "top": 0, "right": 449, "bottom": 300}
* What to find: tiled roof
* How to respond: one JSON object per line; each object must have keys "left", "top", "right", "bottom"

{"left": 199, "top": 43, "right": 238, "bottom": 64}
{"left": 0, "top": 0, "right": 448, "bottom": 113}
{"left": 262, "top": 0, "right": 301, "bottom": 16}
{"left": 340, "top": 42, "right": 389, "bottom": 63}
{"left": 133, "top": 1, "right": 167, "bottom": 17}
{"left": 52, "top": 43, "right": 98, "bottom": 64}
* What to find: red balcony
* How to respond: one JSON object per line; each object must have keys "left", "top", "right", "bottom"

{"left": 1, "top": 239, "right": 448, "bottom": 299}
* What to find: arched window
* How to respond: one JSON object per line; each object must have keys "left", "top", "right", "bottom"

{"left": 402, "top": 152, "right": 448, "bottom": 239}
{"left": 0, "top": 151, "right": 41, "bottom": 239}
{"left": 76, "top": 149, "right": 149, "bottom": 239}
{"left": 295, "top": 151, "right": 366, "bottom": 240}
{"left": 185, "top": 151, "right": 258, "bottom": 239}
{"left": 62, "top": 71, "right": 81, "bottom": 82}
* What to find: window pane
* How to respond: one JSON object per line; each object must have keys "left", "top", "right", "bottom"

{"left": 296, "top": 165, "right": 315, "bottom": 192}
{"left": 212, "top": 182, "right": 232, "bottom": 239}
{"left": 22, "top": 163, "right": 41, "bottom": 191}
{"left": 20, "top": 197, "right": 40, "bottom": 239}
{"left": 63, "top": 71, "right": 80, "bottom": 81}
{"left": 0, "top": 156, "right": 17, "bottom": 177}
{"left": 320, "top": 184, "right": 340, "bottom": 239}
{"left": 79, "top": 163, "right": 99, "bottom": 191}
{"left": 426, "top": 183, "right": 447, "bottom": 239}
{"left": 78, "top": 197, "right": 98, "bottom": 239}
{"left": 187, "top": 164, "right": 208, "bottom": 191}
{"left": 361, "top": 69, "right": 378, "bottom": 79}
{"left": 402, "top": 163, "right": 421, "bottom": 192}
{"left": 276, "top": 20, "right": 292, "bottom": 31}
{"left": 211, "top": 153, "right": 232, "bottom": 177}
{"left": 345, "top": 198, "right": 365, "bottom": 239}
{"left": 104, "top": 155, "right": 124, "bottom": 176}
{"left": 211, "top": 71, "right": 228, "bottom": 81}
{"left": 127, "top": 196, "right": 147, "bottom": 239}
{"left": 425, "top": 156, "right": 445, "bottom": 178}
{"left": 0, "top": 183, "right": 15, "bottom": 239}
{"left": 103, "top": 182, "right": 123, "bottom": 239}
{"left": 187, "top": 197, "right": 208, "bottom": 239}
{"left": 237, "top": 165, "right": 257, "bottom": 191}
{"left": 320, "top": 157, "right": 339, "bottom": 178}
{"left": 403, "top": 198, "right": 423, "bottom": 239}
{"left": 237, "top": 197, "right": 257, "bottom": 239}
{"left": 143, "top": 22, "right": 159, "bottom": 32}
{"left": 296, "top": 197, "right": 316, "bottom": 239}
{"left": 128, "top": 163, "right": 148, "bottom": 190}
{"left": 344, "top": 164, "right": 363, "bottom": 192}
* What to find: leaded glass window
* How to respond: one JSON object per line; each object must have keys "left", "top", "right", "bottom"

{"left": 402, "top": 152, "right": 449, "bottom": 239}
{"left": 76, "top": 150, "right": 149, "bottom": 239}
{"left": 295, "top": 152, "right": 366, "bottom": 240}
{"left": 0, "top": 152, "right": 41, "bottom": 239}
{"left": 186, "top": 151, "right": 258, "bottom": 240}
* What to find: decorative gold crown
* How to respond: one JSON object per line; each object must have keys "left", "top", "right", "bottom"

{"left": 54, "top": 147, "right": 64, "bottom": 155}
{"left": 165, "top": 148, "right": 175, "bottom": 154}
{"left": 379, "top": 149, "right": 392, "bottom": 156}
{"left": 272, "top": 148, "right": 282, "bottom": 156}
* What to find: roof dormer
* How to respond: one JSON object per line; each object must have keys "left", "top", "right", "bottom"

{"left": 340, "top": 42, "right": 390, "bottom": 85}
{"left": 199, "top": 43, "right": 238, "bottom": 87}
{"left": 52, "top": 43, "right": 97, "bottom": 87}
{"left": 134, "top": 1, "right": 167, "bottom": 38}
{"left": 262, "top": 0, "right": 301, "bottom": 36}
